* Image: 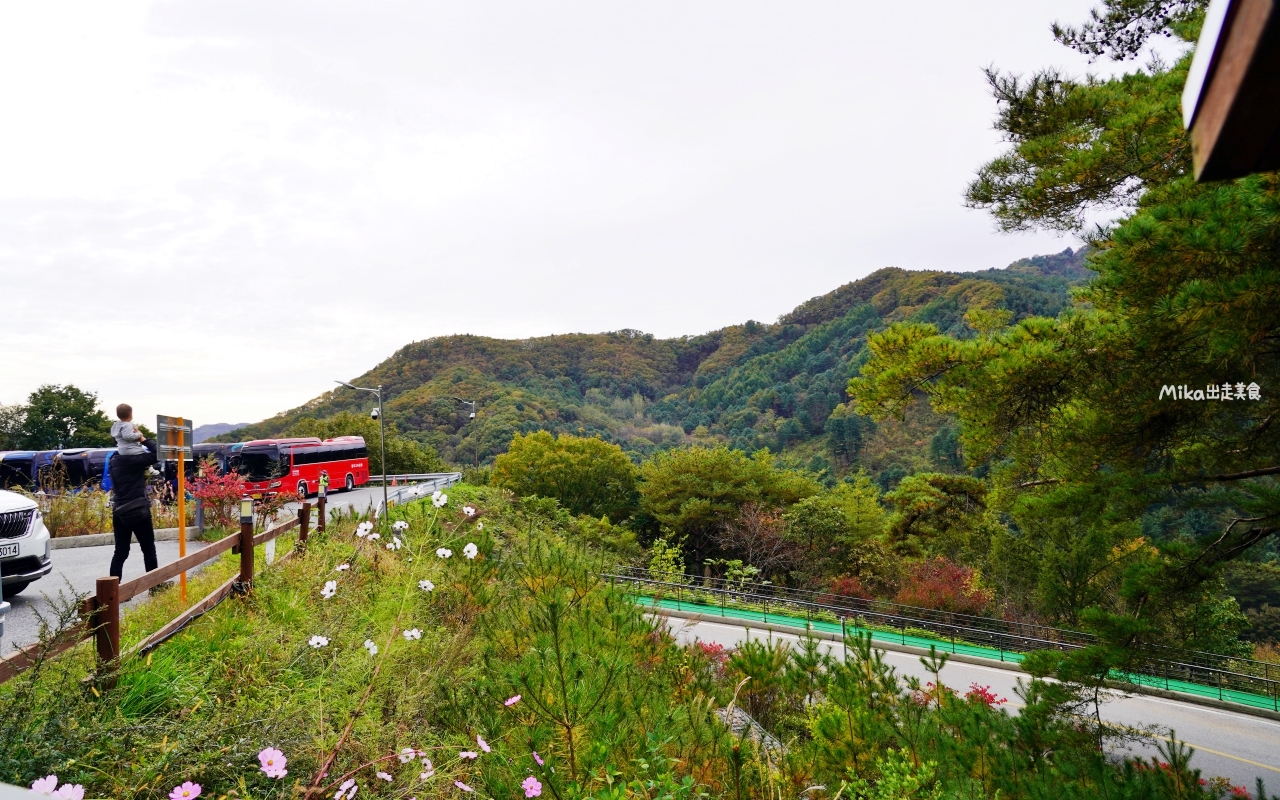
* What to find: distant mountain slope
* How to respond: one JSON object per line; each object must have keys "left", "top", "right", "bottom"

{"left": 224, "top": 248, "right": 1090, "bottom": 484}
{"left": 194, "top": 422, "right": 249, "bottom": 444}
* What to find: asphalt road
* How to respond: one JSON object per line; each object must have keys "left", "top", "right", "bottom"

{"left": 1, "top": 486, "right": 387, "bottom": 657}
{"left": 661, "top": 616, "right": 1280, "bottom": 793}
{"left": 2, "top": 539, "right": 209, "bottom": 657}
{"left": 288, "top": 485, "right": 384, "bottom": 519}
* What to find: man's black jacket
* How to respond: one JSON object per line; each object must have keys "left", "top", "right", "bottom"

{"left": 109, "top": 439, "right": 158, "bottom": 516}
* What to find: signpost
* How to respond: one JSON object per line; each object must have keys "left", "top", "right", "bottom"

{"left": 157, "top": 415, "right": 193, "bottom": 603}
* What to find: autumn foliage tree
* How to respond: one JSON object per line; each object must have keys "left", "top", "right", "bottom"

{"left": 893, "top": 558, "right": 995, "bottom": 616}
{"left": 188, "top": 458, "right": 246, "bottom": 530}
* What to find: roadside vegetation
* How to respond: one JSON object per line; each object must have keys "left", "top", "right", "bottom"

{"left": 4, "top": 487, "right": 1275, "bottom": 800}
{"left": 5, "top": 0, "right": 1280, "bottom": 795}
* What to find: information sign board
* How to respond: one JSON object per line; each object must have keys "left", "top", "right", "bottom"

{"left": 156, "top": 415, "right": 194, "bottom": 461}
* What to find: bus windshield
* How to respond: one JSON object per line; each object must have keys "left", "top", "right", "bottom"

{"left": 234, "top": 447, "right": 288, "bottom": 481}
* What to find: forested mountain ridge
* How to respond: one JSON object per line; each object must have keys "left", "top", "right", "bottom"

{"left": 225, "top": 247, "right": 1091, "bottom": 484}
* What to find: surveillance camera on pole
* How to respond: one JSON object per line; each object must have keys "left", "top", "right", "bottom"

{"left": 451, "top": 396, "right": 480, "bottom": 468}
{"left": 336, "top": 380, "right": 388, "bottom": 522}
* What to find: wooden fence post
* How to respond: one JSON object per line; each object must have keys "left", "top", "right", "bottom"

{"left": 317, "top": 496, "right": 326, "bottom": 534}
{"left": 94, "top": 576, "right": 120, "bottom": 688}
{"left": 238, "top": 515, "right": 254, "bottom": 593}
{"left": 298, "top": 502, "right": 311, "bottom": 548}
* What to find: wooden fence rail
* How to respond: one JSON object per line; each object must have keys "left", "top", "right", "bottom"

{"left": 0, "top": 501, "right": 315, "bottom": 686}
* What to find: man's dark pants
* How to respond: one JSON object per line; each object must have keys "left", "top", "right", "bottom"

{"left": 110, "top": 508, "right": 159, "bottom": 580}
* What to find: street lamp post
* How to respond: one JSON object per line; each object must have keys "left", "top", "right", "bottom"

{"left": 335, "top": 380, "right": 388, "bottom": 521}
{"left": 451, "top": 397, "right": 478, "bottom": 469}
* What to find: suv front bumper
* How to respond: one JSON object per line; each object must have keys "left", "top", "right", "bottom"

{"left": 1, "top": 553, "right": 53, "bottom": 586}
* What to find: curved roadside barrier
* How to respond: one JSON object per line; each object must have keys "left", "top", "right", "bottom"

{"left": 606, "top": 568, "right": 1280, "bottom": 716}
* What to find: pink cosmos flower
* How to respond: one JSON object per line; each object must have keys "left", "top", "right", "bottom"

{"left": 376, "top": 772, "right": 393, "bottom": 782}
{"left": 459, "top": 751, "right": 478, "bottom": 760}
{"left": 53, "top": 786, "right": 84, "bottom": 800}
{"left": 454, "top": 781, "right": 474, "bottom": 793}
{"left": 504, "top": 694, "right": 521, "bottom": 706}
{"left": 256, "top": 747, "right": 286, "bottom": 778}
{"left": 169, "top": 781, "right": 202, "bottom": 800}
{"left": 31, "top": 776, "right": 58, "bottom": 794}
{"left": 522, "top": 776, "right": 543, "bottom": 798}
{"left": 477, "top": 735, "right": 490, "bottom": 753}
{"left": 258, "top": 747, "right": 288, "bottom": 778}
{"left": 335, "top": 779, "right": 357, "bottom": 800}
{"left": 532, "top": 751, "right": 544, "bottom": 766}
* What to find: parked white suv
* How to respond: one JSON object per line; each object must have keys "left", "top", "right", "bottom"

{"left": 0, "top": 489, "right": 52, "bottom": 597}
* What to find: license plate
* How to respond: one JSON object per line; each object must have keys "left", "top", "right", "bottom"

{"left": 0, "top": 543, "right": 18, "bottom": 558}
{"left": 251, "top": 493, "right": 262, "bottom": 500}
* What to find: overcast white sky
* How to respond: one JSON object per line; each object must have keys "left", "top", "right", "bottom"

{"left": 0, "top": 1, "right": 1182, "bottom": 426}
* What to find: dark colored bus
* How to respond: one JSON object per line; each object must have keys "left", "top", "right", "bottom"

{"left": 0, "top": 452, "right": 35, "bottom": 490}
{"left": 193, "top": 442, "right": 241, "bottom": 474}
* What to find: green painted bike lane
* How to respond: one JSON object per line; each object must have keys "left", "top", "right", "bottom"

{"left": 634, "top": 594, "right": 1280, "bottom": 714}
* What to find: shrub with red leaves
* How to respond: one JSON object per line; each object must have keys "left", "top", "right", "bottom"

{"left": 697, "top": 641, "right": 728, "bottom": 670}
{"left": 827, "top": 575, "right": 875, "bottom": 602}
{"left": 893, "top": 557, "right": 994, "bottom": 615}
{"left": 965, "top": 683, "right": 1007, "bottom": 707}
{"left": 189, "top": 459, "right": 247, "bottom": 530}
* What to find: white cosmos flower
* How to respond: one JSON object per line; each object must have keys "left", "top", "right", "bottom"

{"left": 462, "top": 506, "right": 476, "bottom": 517}
{"left": 432, "top": 491, "right": 448, "bottom": 508}
{"left": 356, "top": 522, "right": 373, "bottom": 538}
{"left": 436, "top": 548, "right": 452, "bottom": 559}
{"left": 368, "top": 532, "right": 380, "bottom": 541}
{"left": 364, "top": 639, "right": 378, "bottom": 656}
{"left": 463, "top": 542, "right": 478, "bottom": 560}
{"left": 321, "top": 581, "right": 337, "bottom": 599}
{"left": 393, "top": 520, "right": 410, "bottom": 531}
{"left": 376, "top": 772, "right": 392, "bottom": 782}
{"left": 386, "top": 537, "right": 403, "bottom": 551}
{"left": 335, "top": 779, "right": 356, "bottom": 800}
{"left": 398, "top": 748, "right": 417, "bottom": 764}
{"left": 309, "top": 635, "right": 330, "bottom": 648}
{"left": 477, "top": 521, "right": 483, "bottom": 530}
{"left": 335, "top": 563, "right": 350, "bottom": 571}
{"left": 419, "top": 579, "right": 435, "bottom": 592}
{"left": 403, "top": 628, "right": 422, "bottom": 641}
{"left": 418, "top": 762, "right": 435, "bottom": 780}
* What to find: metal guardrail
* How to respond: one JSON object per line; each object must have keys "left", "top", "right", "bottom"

{"left": 605, "top": 566, "right": 1278, "bottom": 677}
{"left": 605, "top": 568, "right": 1280, "bottom": 712}
{"left": 376, "top": 472, "right": 463, "bottom": 517}
{"left": 366, "top": 473, "right": 465, "bottom": 484}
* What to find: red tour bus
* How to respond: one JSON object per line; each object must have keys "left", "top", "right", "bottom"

{"left": 231, "top": 436, "right": 371, "bottom": 497}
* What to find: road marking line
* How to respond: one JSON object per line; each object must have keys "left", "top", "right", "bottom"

{"left": 1146, "top": 733, "right": 1280, "bottom": 774}
{"left": 671, "top": 618, "right": 1280, "bottom": 773}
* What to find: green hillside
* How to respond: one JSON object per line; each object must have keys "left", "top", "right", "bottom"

{"left": 226, "top": 248, "right": 1091, "bottom": 484}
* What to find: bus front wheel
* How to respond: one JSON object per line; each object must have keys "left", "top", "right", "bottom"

{"left": 297, "top": 480, "right": 308, "bottom": 498}
{"left": 345, "top": 474, "right": 355, "bottom": 492}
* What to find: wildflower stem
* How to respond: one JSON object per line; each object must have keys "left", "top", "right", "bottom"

{"left": 307, "top": 510, "right": 440, "bottom": 797}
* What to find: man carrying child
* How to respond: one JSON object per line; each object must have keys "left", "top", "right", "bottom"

{"left": 107, "top": 403, "right": 159, "bottom": 580}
